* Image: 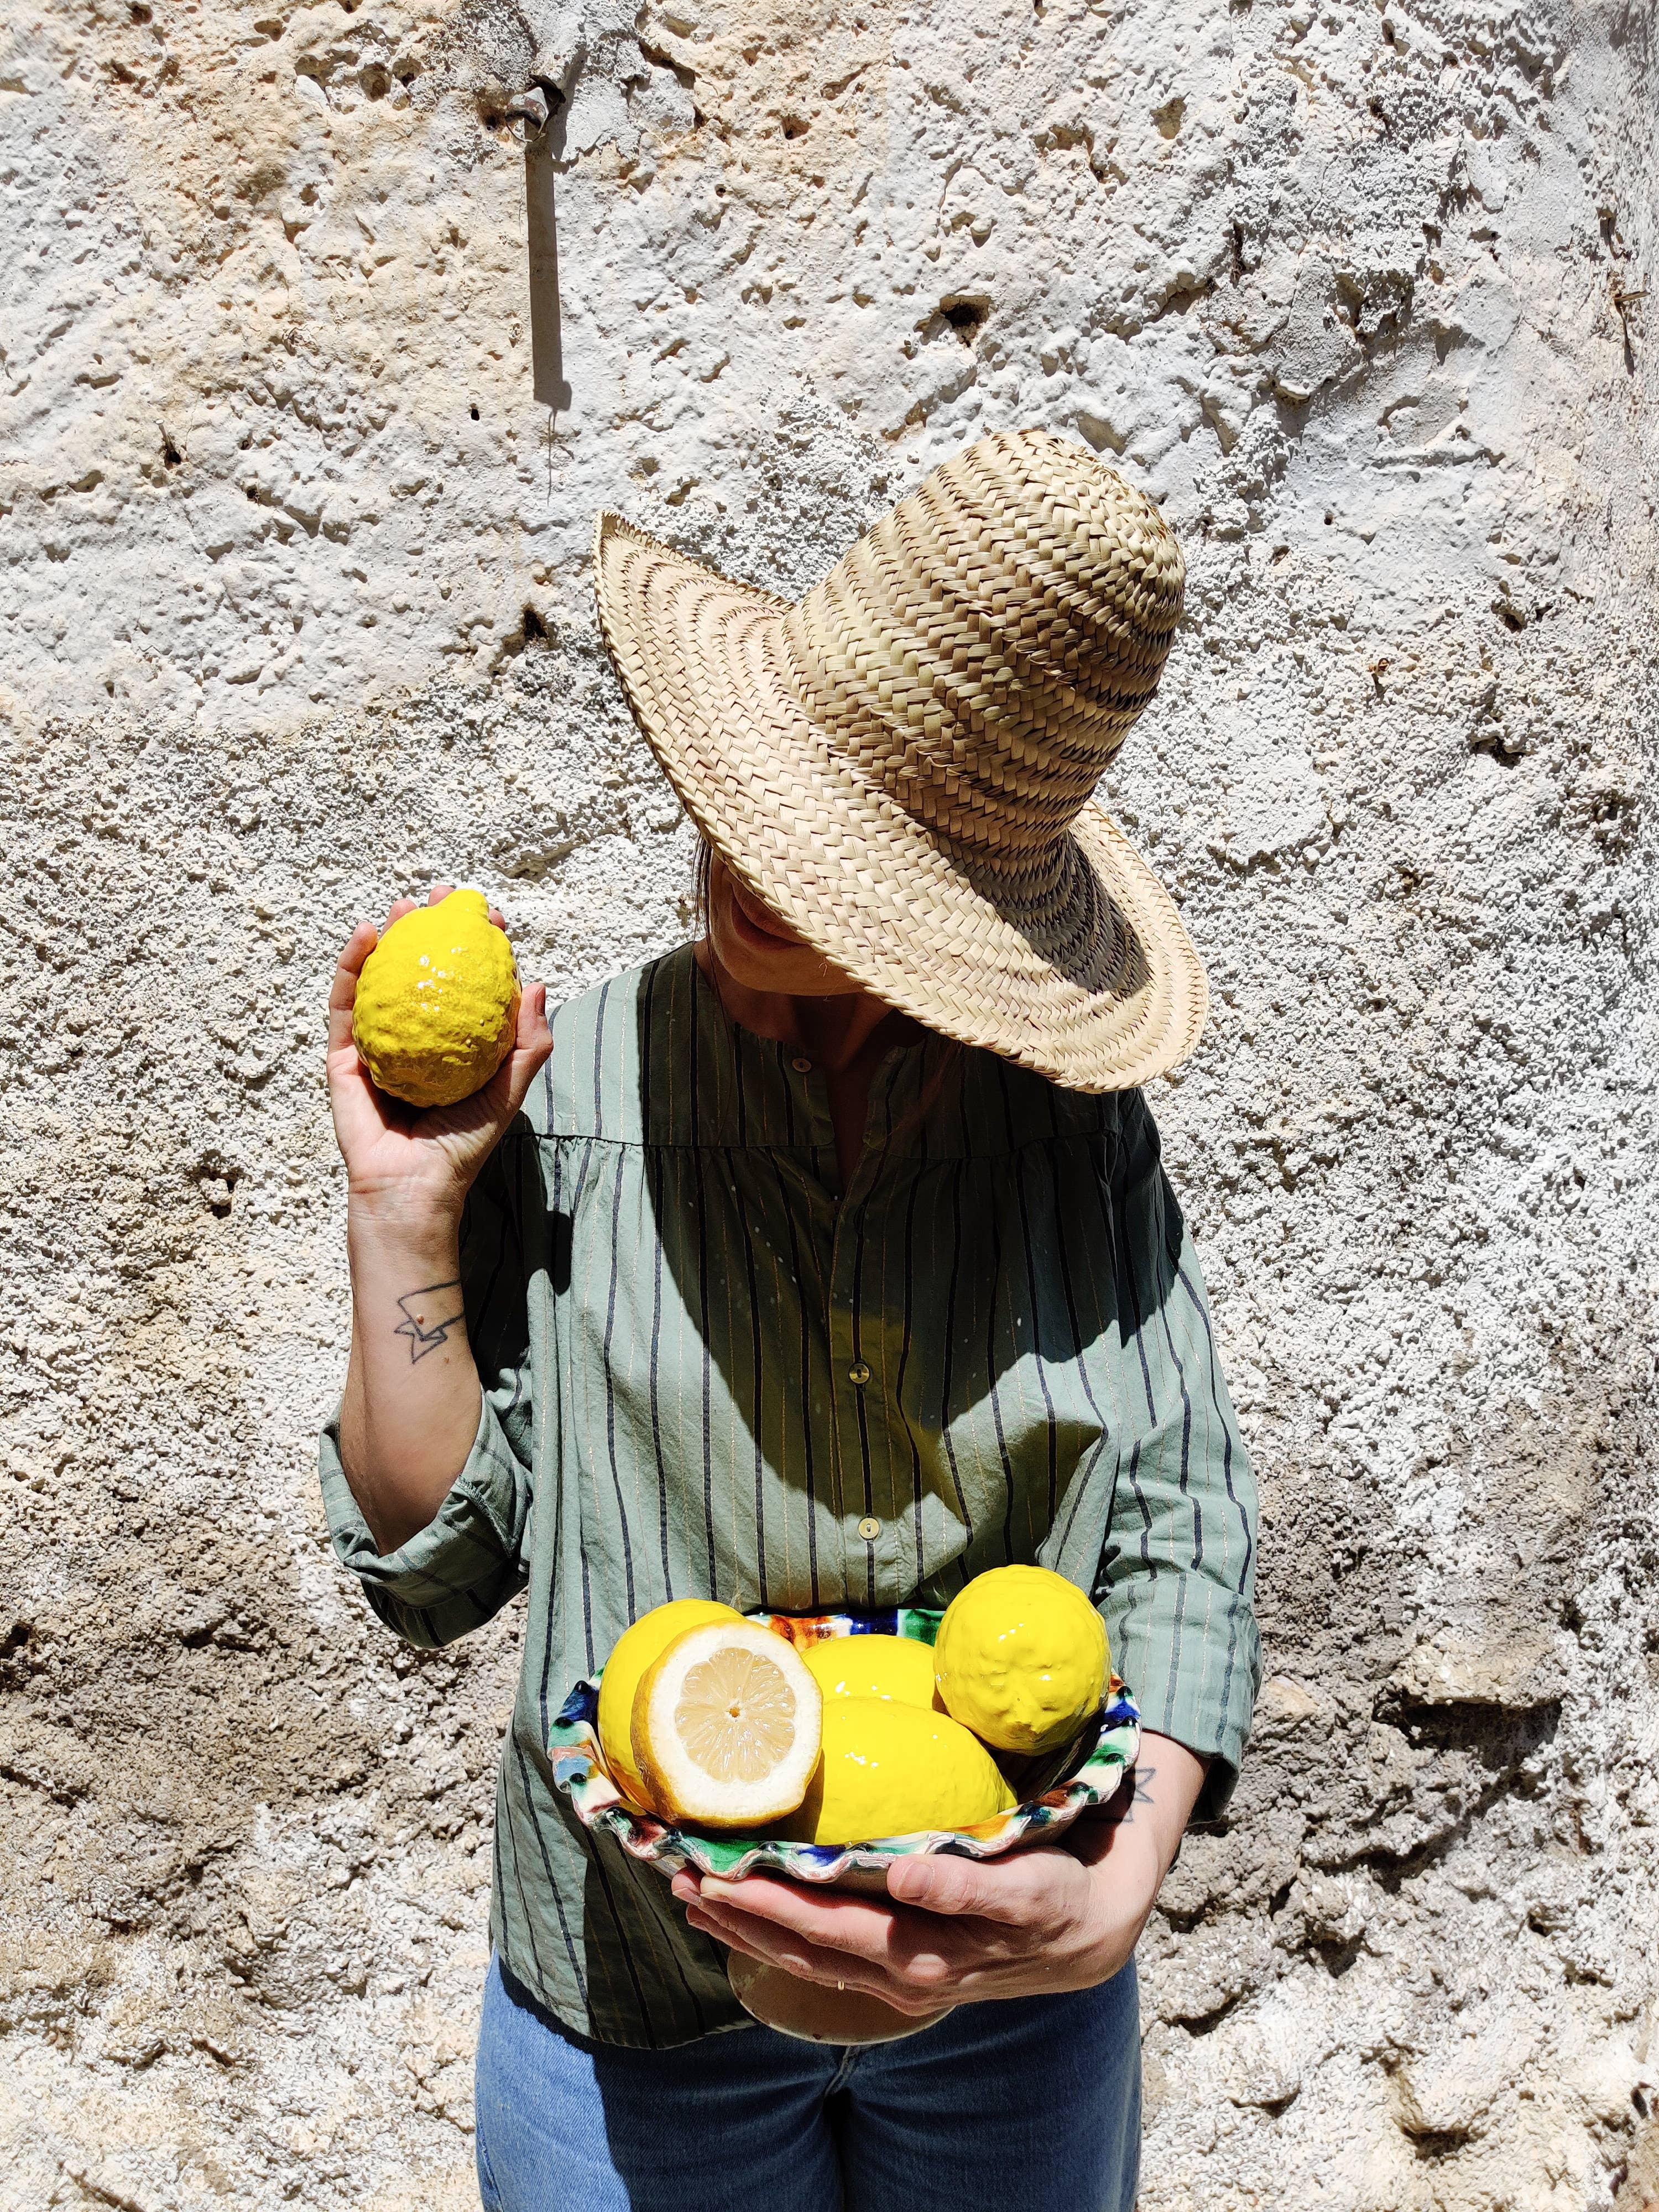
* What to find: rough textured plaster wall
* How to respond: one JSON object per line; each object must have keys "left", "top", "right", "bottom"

{"left": 2, "top": 0, "right": 1656, "bottom": 2203}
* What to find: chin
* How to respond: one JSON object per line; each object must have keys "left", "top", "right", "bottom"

{"left": 712, "top": 918, "right": 844, "bottom": 997}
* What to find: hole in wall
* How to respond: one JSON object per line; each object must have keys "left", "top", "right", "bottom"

{"left": 469, "top": 404, "right": 480, "bottom": 420}
{"left": 498, "top": 605, "right": 552, "bottom": 664}
{"left": 938, "top": 294, "right": 990, "bottom": 343}
{"left": 161, "top": 430, "right": 182, "bottom": 467}
{"left": 779, "top": 113, "right": 808, "bottom": 139}
{"left": 194, "top": 1160, "right": 241, "bottom": 1218}
{"left": 361, "top": 61, "right": 390, "bottom": 98}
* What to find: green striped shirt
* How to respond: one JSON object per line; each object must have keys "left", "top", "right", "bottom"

{"left": 320, "top": 946, "right": 1260, "bottom": 2048}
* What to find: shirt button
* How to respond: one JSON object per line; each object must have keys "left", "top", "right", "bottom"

{"left": 857, "top": 1516, "right": 881, "bottom": 1542}
{"left": 791, "top": 1056, "right": 812, "bottom": 1073}
{"left": 847, "top": 1360, "right": 871, "bottom": 1385}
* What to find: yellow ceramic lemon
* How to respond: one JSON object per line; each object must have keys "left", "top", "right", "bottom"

{"left": 780, "top": 1698, "right": 1015, "bottom": 1846}
{"left": 801, "top": 1634, "right": 940, "bottom": 1710}
{"left": 933, "top": 1564, "right": 1108, "bottom": 1756}
{"left": 596, "top": 1599, "right": 744, "bottom": 1808}
{"left": 353, "top": 887, "right": 520, "bottom": 1109}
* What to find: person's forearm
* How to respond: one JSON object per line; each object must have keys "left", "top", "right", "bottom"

{"left": 1070, "top": 1729, "right": 1209, "bottom": 1891}
{"left": 338, "top": 1198, "right": 482, "bottom": 1553}
{"left": 1123, "top": 1730, "right": 1209, "bottom": 1874}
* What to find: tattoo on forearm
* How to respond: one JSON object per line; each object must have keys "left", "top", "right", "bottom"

{"left": 393, "top": 1280, "right": 466, "bottom": 1363}
{"left": 1102, "top": 1763, "right": 1156, "bottom": 1826}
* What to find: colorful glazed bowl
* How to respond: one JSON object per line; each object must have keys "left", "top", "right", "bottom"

{"left": 549, "top": 1605, "right": 1141, "bottom": 1891}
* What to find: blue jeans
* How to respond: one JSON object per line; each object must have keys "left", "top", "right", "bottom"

{"left": 474, "top": 1953, "right": 1141, "bottom": 2211}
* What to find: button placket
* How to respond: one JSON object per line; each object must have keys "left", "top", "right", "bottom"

{"left": 825, "top": 1059, "right": 921, "bottom": 1599}
{"left": 827, "top": 1187, "right": 870, "bottom": 1592}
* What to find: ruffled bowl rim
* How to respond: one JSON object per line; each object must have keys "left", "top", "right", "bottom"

{"left": 549, "top": 1606, "right": 1141, "bottom": 1886}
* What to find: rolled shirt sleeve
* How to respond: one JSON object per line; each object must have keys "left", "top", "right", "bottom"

{"left": 1093, "top": 1092, "right": 1261, "bottom": 1820}
{"left": 317, "top": 1137, "right": 536, "bottom": 1649}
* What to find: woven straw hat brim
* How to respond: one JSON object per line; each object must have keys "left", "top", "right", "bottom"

{"left": 595, "top": 513, "right": 1208, "bottom": 1093}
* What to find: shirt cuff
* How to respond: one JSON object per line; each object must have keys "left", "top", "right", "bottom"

{"left": 318, "top": 1397, "right": 531, "bottom": 1646}
{"left": 1104, "top": 1577, "right": 1262, "bottom": 1823}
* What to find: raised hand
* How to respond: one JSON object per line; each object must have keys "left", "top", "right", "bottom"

{"left": 326, "top": 883, "right": 554, "bottom": 1222}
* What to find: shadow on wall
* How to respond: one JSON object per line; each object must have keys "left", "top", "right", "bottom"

{"left": 527, "top": 127, "right": 572, "bottom": 414}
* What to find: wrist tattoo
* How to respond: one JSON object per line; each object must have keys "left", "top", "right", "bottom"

{"left": 394, "top": 1280, "right": 466, "bottom": 1363}
{"left": 1102, "top": 1763, "right": 1156, "bottom": 1825}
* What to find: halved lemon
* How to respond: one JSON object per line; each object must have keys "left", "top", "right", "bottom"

{"left": 596, "top": 1598, "right": 744, "bottom": 1808}
{"left": 632, "top": 1621, "right": 822, "bottom": 1829}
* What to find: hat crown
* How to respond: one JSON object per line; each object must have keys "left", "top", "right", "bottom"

{"left": 784, "top": 428, "right": 1185, "bottom": 878}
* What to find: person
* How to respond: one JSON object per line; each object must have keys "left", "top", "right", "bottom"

{"left": 320, "top": 427, "right": 1260, "bottom": 2212}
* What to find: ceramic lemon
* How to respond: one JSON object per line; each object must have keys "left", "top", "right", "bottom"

{"left": 800, "top": 1634, "right": 940, "bottom": 1711}
{"left": 781, "top": 1698, "right": 1014, "bottom": 1846}
{"left": 632, "top": 1620, "right": 822, "bottom": 1829}
{"left": 353, "top": 888, "right": 520, "bottom": 1108}
{"left": 933, "top": 1564, "right": 1108, "bottom": 1756}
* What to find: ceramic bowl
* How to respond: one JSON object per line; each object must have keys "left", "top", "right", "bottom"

{"left": 549, "top": 1604, "right": 1141, "bottom": 1891}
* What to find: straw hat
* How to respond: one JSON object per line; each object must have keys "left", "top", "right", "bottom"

{"left": 593, "top": 426, "right": 1206, "bottom": 1093}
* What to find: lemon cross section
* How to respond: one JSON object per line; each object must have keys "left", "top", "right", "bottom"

{"left": 632, "top": 1620, "right": 822, "bottom": 1830}
{"left": 596, "top": 1599, "right": 743, "bottom": 1808}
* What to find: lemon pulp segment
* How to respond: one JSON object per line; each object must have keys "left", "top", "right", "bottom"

{"left": 675, "top": 1645, "right": 801, "bottom": 1781}
{"left": 595, "top": 1598, "right": 742, "bottom": 1807}
{"left": 933, "top": 1564, "right": 1108, "bottom": 1755}
{"left": 801, "top": 1634, "right": 940, "bottom": 1710}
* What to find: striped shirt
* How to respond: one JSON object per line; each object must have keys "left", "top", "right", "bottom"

{"left": 319, "top": 945, "right": 1260, "bottom": 2049}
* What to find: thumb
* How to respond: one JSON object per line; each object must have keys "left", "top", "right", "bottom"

{"left": 886, "top": 1851, "right": 1050, "bottom": 1926}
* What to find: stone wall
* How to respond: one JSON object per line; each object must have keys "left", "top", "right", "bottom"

{"left": 2, "top": 0, "right": 1656, "bottom": 2204}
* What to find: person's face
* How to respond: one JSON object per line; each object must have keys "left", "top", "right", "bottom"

{"left": 705, "top": 850, "right": 860, "bottom": 998}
